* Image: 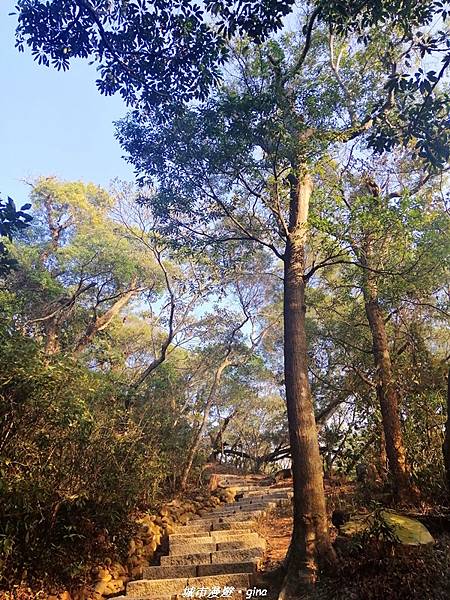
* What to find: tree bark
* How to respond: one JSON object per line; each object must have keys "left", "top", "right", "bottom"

{"left": 279, "top": 169, "right": 335, "bottom": 598}
{"left": 363, "top": 274, "right": 416, "bottom": 500}
{"left": 379, "top": 415, "right": 388, "bottom": 480}
{"left": 442, "top": 369, "right": 450, "bottom": 492}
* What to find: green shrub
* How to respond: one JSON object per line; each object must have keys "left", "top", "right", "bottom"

{"left": 0, "top": 327, "right": 187, "bottom": 586}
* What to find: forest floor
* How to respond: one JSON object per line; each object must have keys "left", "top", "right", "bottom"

{"left": 254, "top": 478, "right": 450, "bottom": 600}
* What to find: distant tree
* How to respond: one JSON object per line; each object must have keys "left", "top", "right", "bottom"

{"left": 8, "top": 178, "right": 215, "bottom": 382}
{"left": 8, "top": 177, "right": 154, "bottom": 355}
{"left": 178, "top": 246, "right": 279, "bottom": 487}
{"left": 311, "top": 152, "right": 449, "bottom": 497}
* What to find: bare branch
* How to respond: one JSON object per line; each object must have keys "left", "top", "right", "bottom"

{"left": 283, "top": 7, "right": 321, "bottom": 83}
{"left": 132, "top": 250, "right": 176, "bottom": 388}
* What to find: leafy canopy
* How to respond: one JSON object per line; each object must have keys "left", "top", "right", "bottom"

{"left": 13, "top": 1, "right": 450, "bottom": 164}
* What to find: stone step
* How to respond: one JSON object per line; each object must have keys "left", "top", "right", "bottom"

{"left": 199, "top": 512, "right": 265, "bottom": 522}
{"left": 218, "top": 484, "right": 265, "bottom": 492}
{"left": 161, "top": 552, "right": 218, "bottom": 566}
{"left": 207, "top": 501, "right": 276, "bottom": 513}
{"left": 169, "top": 536, "right": 265, "bottom": 556}
{"left": 201, "top": 509, "right": 266, "bottom": 520}
{"left": 202, "top": 512, "right": 265, "bottom": 521}
{"left": 245, "top": 487, "right": 294, "bottom": 498}
{"left": 174, "top": 519, "right": 257, "bottom": 534}
{"left": 197, "top": 562, "right": 258, "bottom": 577}
{"left": 207, "top": 502, "right": 270, "bottom": 519}
{"left": 201, "top": 508, "right": 268, "bottom": 519}
{"left": 241, "top": 497, "right": 291, "bottom": 508}
{"left": 233, "top": 497, "right": 278, "bottom": 506}
{"left": 126, "top": 572, "right": 251, "bottom": 597}
{"left": 144, "top": 565, "right": 197, "bottom": 579}
{"left": 142, "top": 560, "right": 258, "bottom": 580}
{"left": 215, "top": 539, "right": 265, "bottom": 552}
{"left": 239, "top": 491, "right": 292, "bottom": 501}
{"left": 217, "top": 477, "right": 269, "bottom": 485}
{"left": 211, "top": 548, "right": 265, "bottom": 565}
{"left": 169, "top": 542, "right": 217, "bottom": 555}
{"left": 217, "top": 478, "right": 264, "bottom": 484}
{"left": 240, "top": 498, "right": 288, "bottom": 507}
{"left": 235, "top": 497, "right": 283, "bottom": 506}
{"left": 168, "top": 528, "right": 254, "bottom": 541}
{"left": 223, "top": 508, "right": 265, "bottom": 518}
{"left": 183, "top": 512, "right": 263, "bottom": 527}
{"left": 169, "top": 531, "right": 260, "bottom": 544}
{"left": 160, "top": 546, "right": 265, "bottom": 567}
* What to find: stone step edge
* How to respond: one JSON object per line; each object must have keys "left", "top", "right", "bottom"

{"left": 160, "top": 546, "right": 265, "bottom": 567}
{"left": 236, "top": 495, "right": 292, "bottom": 504}
{"left": 142, "top": 559, "right": 259, "bottom": 580}
{"left": 126, "top": 572, "right": 252, "bottom": 597}
{"left": 173, "top": 520, "right": 257, "bottom": 534}
{"left": 170, "top": 535, "right": 264, "bottom": 547}
{"left": 206, "top": 502, "right": 276, "bottom": 512}
{"left": 168, "top": 528, "right": 254, "bottom": 541}
{"left": 199, "top": 508, "right": 268, "bottom": 517}
{"left": 181, "top": 514, "right": 263, "bottom": 527}
{"left": 169, "top": 539, "right": 266, "bottom": 556}
{"left": 201, "top": 506, "right": 269, "bottom": 515}
{"left": 205, "top": 501, "right": 273, "bottom": 508}
{"left": 244, "top": 489, "right": 293, "bottom": 496}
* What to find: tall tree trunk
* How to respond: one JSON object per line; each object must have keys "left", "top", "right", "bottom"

{"left": 180, "top": 358, "right": 230, "bottom": 490}
{"left": 442, "top": 369, "right": 450, "bottom": 492}
{"left": 363, "top": 276, "right": 415, "bottom": 500}
{"left": 279, "top": 169, "right": 335, "bottom": 599}
{"left": 353, "top": 178, "right": 416, "bottom": 501}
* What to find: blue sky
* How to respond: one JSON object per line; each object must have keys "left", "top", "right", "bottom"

{"left": 0, "top": 1, "right": 134, "bottom": 206}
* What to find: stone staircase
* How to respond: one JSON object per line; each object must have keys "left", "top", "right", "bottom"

{"left": 115, "top": 475, "right": 292, "bottom": 600}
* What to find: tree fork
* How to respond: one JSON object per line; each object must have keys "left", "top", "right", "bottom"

{"left": 73, "top": 276, "right": 138, "bottom": 355}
